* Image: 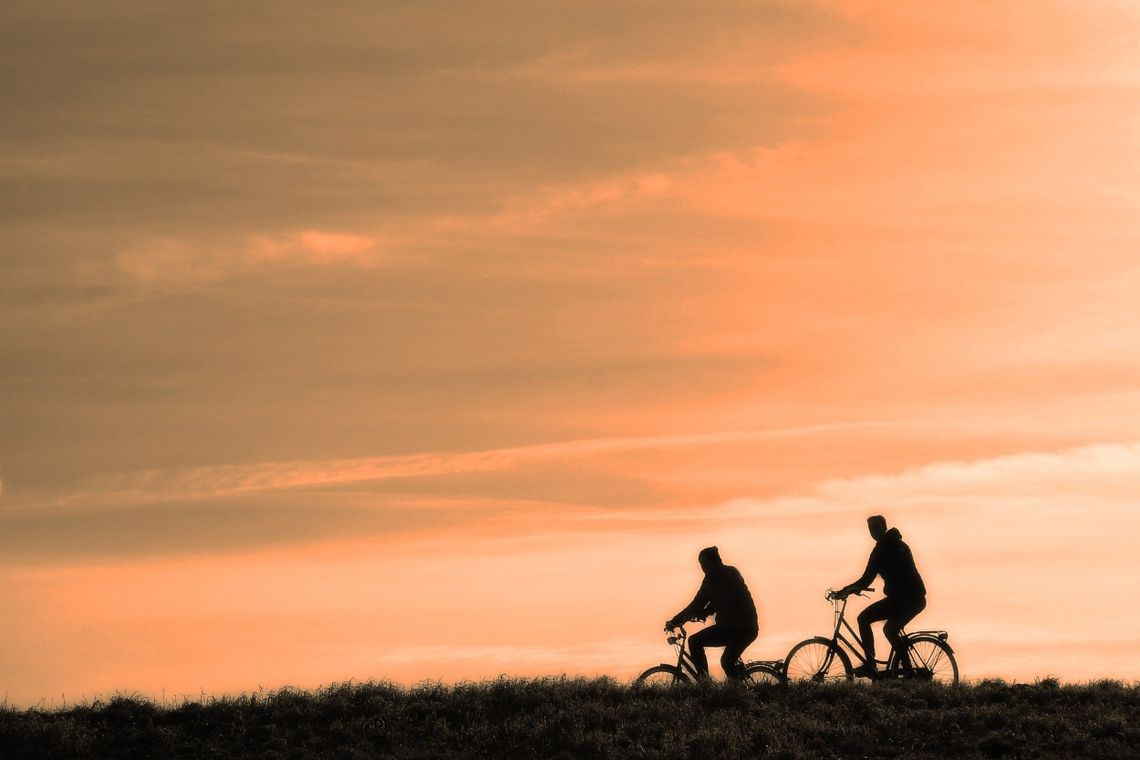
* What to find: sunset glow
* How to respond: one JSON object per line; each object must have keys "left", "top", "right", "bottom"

{"left": 3, "top": 1, "right": 1140, "bottom": 706}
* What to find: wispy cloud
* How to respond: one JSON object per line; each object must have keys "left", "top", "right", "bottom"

{"left": 19, "top": 422, "right": 1140, "bottom": 520}
{"left": 32, "top": 421, "right": 916, "bottom": 511}
{"left": 117, "top": 229, "right": 382, "bottom": 285}
{"left": 569, "top": 440, "right": 1140, "bottom": 531}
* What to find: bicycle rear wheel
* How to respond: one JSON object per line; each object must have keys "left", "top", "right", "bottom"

{"left": 742, "top": 662, "right": 784, "bottom": 687}
{"left": 784, "top": 637, "right": 853, "bottom": 683}
{"left": 888, "top": 636, "right": 959, "bottom": 685}
{"left": 635, "top": 664, "right": 689, "bottom": 685}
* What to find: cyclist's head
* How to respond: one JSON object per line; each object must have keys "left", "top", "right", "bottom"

{"left": 867, "top": 514, "right": 888, "bottom": 540}
{"left": 698, "top": 546, "right": 722, "bottom": 572}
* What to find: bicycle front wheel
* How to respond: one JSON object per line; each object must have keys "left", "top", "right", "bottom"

{"left": 635, "top": 664, "right": 689, "bottom": 685}
{"left": 889, "top": 636, "right": 959, "bottom": 685}
{"left": 784, "top": 637, "right": 853, "bottom": 683}
{"left": 741, "top": 662, "right": 784, "bottom": 688}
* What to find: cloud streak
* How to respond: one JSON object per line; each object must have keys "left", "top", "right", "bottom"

{"left": 116, "top": 229, "right": 382, "bottom": 285}
{"left": 18, "top": 419, "right": 1140, "bottom": 522}
{"left": 28, "top": 421, "right": 921, "bottom": 511}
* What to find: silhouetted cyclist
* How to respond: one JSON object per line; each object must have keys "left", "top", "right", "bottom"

{"left": 836, "top": 515, "right": 927, "bottom": 678}
{"left": 665, "top": 546, "right": 758, "bottom": 679}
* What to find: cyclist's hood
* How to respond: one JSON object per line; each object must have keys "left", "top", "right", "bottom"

{"left": 881, "top": 527, "right": 903, "bottom": 542}
{"left": 698, "top": 546, "right": 722, "bottom": 565}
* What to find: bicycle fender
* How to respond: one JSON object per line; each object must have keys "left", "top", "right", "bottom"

{"left": 907, "top": 633, "right": 955, "bottom": 654}
{"left": 784, "top": 636, "right": 841, "bottom": 665}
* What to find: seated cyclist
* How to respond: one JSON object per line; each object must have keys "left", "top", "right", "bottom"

{"left": 665, "top": 546, "right": 758, "bottom": 679}
{"left": 835, "top": 515, "right": 927, "bottom": 678}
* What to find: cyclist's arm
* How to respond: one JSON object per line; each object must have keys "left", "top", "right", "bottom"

{"left": 841, "top": 550, "right": 878, "bottom": 595}
{"left": 668, "top": 576, "right": 713, "bottom": 626}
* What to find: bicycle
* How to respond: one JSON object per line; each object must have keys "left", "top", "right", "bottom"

{"left": 635, "top": 622, "right": 785, "bottom": 687}
{"left": 783, "top": 588, "right": 959, "bottom": 684}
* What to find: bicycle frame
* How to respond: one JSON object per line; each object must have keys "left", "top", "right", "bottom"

{"left": 664, "top": 625, "right": 704, "bottom": 680}
{"left": 664, "top": 624, "right": 779, "bottom": 679}
{"left": 827, "top": 594, "right": 881, "bottom": 668}
{"left": 785, "top": 588, "right": 958, "bottom": 684}
{"left": 825, "top": 591, "right": 950, "bottom": 671}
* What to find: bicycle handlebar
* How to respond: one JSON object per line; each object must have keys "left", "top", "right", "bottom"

{"left": 665, "top": 615, "right": 707, "bottom": 631}
{"left": 664, "top": 623, "right": 689, "bottom": 646}
{"left": 664, "top": 615, "right": 707, "bottom": 641}
{"left": 826, "top": 586, "right": 875, "bottom": 601}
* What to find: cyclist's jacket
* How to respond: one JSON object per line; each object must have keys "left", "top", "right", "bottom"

{"left": 673, "top": 564, "right": 759, "bottom": 632}
{"left": 853, "top": 528, "right": 926, "bottom": 599}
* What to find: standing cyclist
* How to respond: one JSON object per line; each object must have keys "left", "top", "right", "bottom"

{"left": 835, "top": 515, "right": 926, "bottom": 678}
{"left": 665, "top": 546, "right": 758, "bottom": 679}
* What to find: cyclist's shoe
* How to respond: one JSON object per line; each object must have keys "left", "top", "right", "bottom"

{"left": 852, "top": 664, "right": 878, "bottom": 679}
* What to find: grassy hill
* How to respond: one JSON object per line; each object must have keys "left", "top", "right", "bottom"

{"left": 2, "top": 677, "right": 1137, "bottom": 759}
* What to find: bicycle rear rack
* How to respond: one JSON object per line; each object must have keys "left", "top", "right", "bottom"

{"left": 908, "top": 630, "right": 949, "bottom": 641}
{"left": 747, "top": 659, "right": 785, "bottom": 669}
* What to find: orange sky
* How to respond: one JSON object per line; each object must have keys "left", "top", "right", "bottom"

{"left": 3, "top": 1, "right": 1140, "bottom": 706}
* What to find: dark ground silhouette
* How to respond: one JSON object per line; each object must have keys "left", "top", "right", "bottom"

{"left": 1, "top": 678, "right": 1137, "bottom": 759}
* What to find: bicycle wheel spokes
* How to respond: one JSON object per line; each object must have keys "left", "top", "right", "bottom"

{"left": 742, "top": 663, "right": 783, "bottom": 688}
{"left": 785, "top": 639, "right": 851, "bottom": 683}
{"left": 899, "top": 638, "right": 959, "bottom": 684}
{"left": 635, "top": 664, "right": 687, "bottom": 685}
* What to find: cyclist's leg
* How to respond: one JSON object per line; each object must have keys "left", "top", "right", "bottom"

{"left": 688, "top": 625, "right": 727, "bottom": 678}
{"left": 720, "top": 627, "right": 758, "bottom": 679}
{"left": 856, "top": 598, "right": 894, "bottom": 664}
{"left": 884, "top": 595, "right": 927, "bottom": 669}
